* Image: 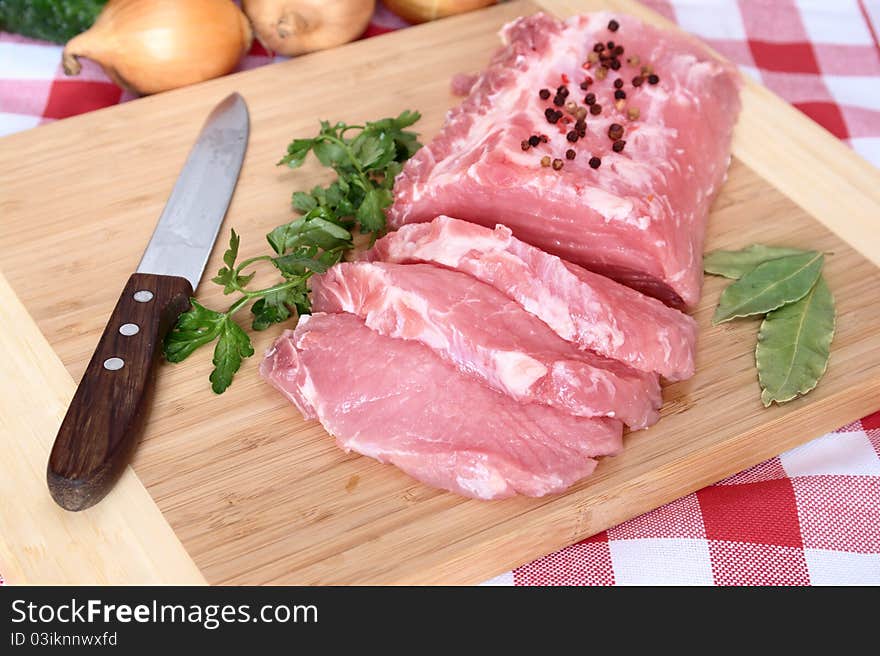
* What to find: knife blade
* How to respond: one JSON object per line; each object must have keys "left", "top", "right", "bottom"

{"left": 47, "top": 93, "right": 250, "bottom": 511}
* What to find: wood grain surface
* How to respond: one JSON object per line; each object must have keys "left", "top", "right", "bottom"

{"left": 1, "top": 0, "right": 879, "bottom": 584}
{"left": 0, "top": 274, "right": 205, "bottom": 584}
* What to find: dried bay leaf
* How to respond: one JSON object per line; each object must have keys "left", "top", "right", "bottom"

{"left": 704, "top": 244, "right": 810, "bottom": 279}
{"left": 756, "top": 276, "right": 835, "bottom": 406}
{"left": 712, "top": 251, "right": 824, "bottom": 324}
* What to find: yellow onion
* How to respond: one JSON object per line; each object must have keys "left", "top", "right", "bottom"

{"left": 383, "top": 0, "right": 496, "bottom": 24}
{"left": 62, "top": 0, "right": 253, "bottom": 95}
{"left": 243, "top": 0, "right": 375, "bottom": 56}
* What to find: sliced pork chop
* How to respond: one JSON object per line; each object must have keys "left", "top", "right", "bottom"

{"left": 311, "top": 261, "right": 661, "bottom": 429}
{"left": 261, "top": 313, "right": 624, "bottom": 499}
{"left": 364, "top": 216, "right": 697, "bottom": 381}
{"left": 389, "top": 11, "right": 741, "bottom": 309}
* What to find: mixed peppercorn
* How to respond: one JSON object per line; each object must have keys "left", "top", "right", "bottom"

{"left": 523, "top": 17, "right": 661, "bottom": 171}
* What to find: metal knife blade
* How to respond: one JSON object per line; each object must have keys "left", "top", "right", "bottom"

{"left": 136, "top": 92, "right": 250, "bottom": 289}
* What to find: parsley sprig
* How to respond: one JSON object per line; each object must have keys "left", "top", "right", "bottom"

{"left": 163, "top": 111, "right": 422, "bottom": 393}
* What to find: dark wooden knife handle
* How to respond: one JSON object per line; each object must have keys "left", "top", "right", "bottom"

{"left": 48, "top": 272, "right": 193, "bottom": 511}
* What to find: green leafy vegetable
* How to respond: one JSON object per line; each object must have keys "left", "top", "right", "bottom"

{"left": 704, "top": 244, "right": 810, "bottom": 280}
{"left": 712, "top": 251, "right": 824, "bottom": 324}
{"left": 210, "top": 319, "right": 255, "bottom": 394}
{"left": 756, "top": 276, "right": 835, "bottom": 406}
{"left": 164, "top": 112, "right": 423, "bottom": 393}
{"left": 705, "top": 245, "right": 836, "bottom": 407}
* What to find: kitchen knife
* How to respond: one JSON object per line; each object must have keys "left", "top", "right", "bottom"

{"left": 47, "top": 92, "right": 250, "bottom": 512}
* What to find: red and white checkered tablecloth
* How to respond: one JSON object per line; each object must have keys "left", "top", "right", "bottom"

{"left": 1, "top": 1, "right": 878, "bottom": 586}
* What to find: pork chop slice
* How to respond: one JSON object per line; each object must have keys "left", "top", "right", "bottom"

{"left": 261, "top": 313, "right": 624, "bottom": 499}
{"left": 311, "top": 261, "right": 661, "bottom": 429}
{"left": 364, "top": 216, "right": 697, "bottom": 381}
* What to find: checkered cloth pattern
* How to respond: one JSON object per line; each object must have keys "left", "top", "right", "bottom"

{"left": 0, "top": 1, "right": 878, "bottom": 586}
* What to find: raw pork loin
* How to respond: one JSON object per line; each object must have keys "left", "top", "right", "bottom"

{"left": 364, "top": 216, "right": 697, "bottom": 380}
{"left": 311, "top": 261, "right": 661, "bottom": 428}
{"left": 389, "top": 11, "right": 741, "bottom": 308}
{"left": 261, "top": 313, "right": 624, "bottom": 499}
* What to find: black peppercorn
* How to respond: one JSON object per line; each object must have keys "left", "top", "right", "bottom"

{"left": 614, "top": 78, "right": 623, "bottom": 89}
{"left": 648, "top": 74, "right": 659, "bottom": 84}
{"left": 589, "top": 156, "right": 601, "bottom": 169}
{"left": 612, "top": 139, "right": 626, "bottom": 152}
{"left": 566, "top": 130, "right": 579, "bottom": 142}
{"left": 553, "top": 95, "right": 564, "bottom": 107}
{"left": 608, "top": 19, "right": 620, "bottom": 32}
{"left": 590, "top": 103, "right": 602, "bottom": 115}
{"left": 557, "top": 85, "right": 569, "bottom": 97}
{"left": 610, "top": 59, "right": 621, "bottom": 70}
{"left": 608, "top": 123, "right": 624, "bottom": 140}
{"left": 593, "top": 42, "right": 605, "bottom": 52}
{"left": 614, "top": 89, "right": 626, "bottom": 100}
{"left": 521, "top": 140, "right": 530, "bottom": 150}
{"left": 528, "top": 135, "right": 540, "bottom": 147}
{"left": 566, "top": 149, "right": 576, "bottom": 160}
{"left": 552, "top": 158, "right": 564, "bottom": 171}
{"left": 585, "top": 92, "right": 596, "bottom": 105}
{"left": 539, "top": 88, "right": 551, "bottom": 100}
{"left": 632, "top": 76, "right": 644, "bottom": 87}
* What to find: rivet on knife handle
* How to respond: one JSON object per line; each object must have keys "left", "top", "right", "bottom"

{"left": 47, "top": 272, "right": 192, "bottom": 511}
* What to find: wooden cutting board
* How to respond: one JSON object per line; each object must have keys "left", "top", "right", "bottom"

{"left": 2, "top": 0, "right": 880, "bottom": 585}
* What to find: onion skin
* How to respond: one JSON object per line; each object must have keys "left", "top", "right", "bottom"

{"left": 62, "top": 0, "right": 253, "bottom": 95}
{"left": 243, "top": 0, "right": 375, "bottom": 56}
{"left": 383, "top": 0, "right": 497, "bottom": 24}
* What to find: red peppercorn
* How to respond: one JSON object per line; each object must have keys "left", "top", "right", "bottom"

{"left": 612, "top": 139, "right": 626, "bottom": 152}
{"left": 608, "top": 19, "right": 620, "bottom": 32}
{"left": 540, "top": 134, "right": 549, "bottom": 143}
{"left": 521, "top": 140, "right": 530, "bottom": 151}
{"left": 648, "top": 74, "right": 660, "bottom": 84}
{"left": 590, "top": 103, "right": 602, "bottom": 115}
{"left": 566, "top": 149, "right": 576, "bottom": 160}
{"left": 589, "top": 156, "right": 601, "bottom": 169}
{"left": 539, "top": 88, "right": 551, "bottom": 99}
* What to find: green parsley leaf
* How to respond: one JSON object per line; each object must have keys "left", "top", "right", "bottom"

{"left": 356, "top": 187, "right": 392, "bottom": 233}
{"left": 251, "top": 289, "right": 292, "bottom": 331}
{"left": 278, "top": 138, "right": 315, "bottom": 168}
{"left": 164, "top": 300, "right": 225, "bottom": 363}
{"left": 292, "top": 190, "right": 318, "bottom": 213}
{"left": 267, "top": 216, "right": 352, "bottom": 255}
{"left": 209, "top": 319, "right": 254, "bottom": 394}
